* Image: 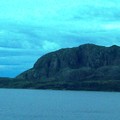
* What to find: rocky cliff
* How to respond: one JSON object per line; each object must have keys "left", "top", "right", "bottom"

{"left": 16, "top": 44, "right": 120, "bottom": 83}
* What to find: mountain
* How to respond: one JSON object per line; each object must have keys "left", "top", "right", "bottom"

{"left": 14, "top": 44, "right": 120, "bottom": 91}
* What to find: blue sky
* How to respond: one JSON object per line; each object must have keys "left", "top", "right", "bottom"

{"left": 0, "top": 0, "right": 120, "bottom": 77}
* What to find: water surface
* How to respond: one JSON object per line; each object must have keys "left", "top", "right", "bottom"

{"left": 0, "top": 89, "right": 120, "bottom": 120}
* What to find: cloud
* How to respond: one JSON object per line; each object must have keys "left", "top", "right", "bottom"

{"left": 102, "top": 22, "right": 120, "bottom": 30}
{"left": 0, "top": 53, "right": 43, "bottom": 77}
{"left": 42, "top": 40, "right": 60, "bottom": 51}
{"left": 0, "top": 64, "right": 31, "bottom": 77}
{"left": 0, "top": 0, "right": 119, "bottom": 25}
{"left": 0, "top": 0, "right": 120, "bottom": 77}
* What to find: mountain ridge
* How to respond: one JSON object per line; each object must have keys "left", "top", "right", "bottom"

{"left": 1, "top": 43, "right": 120, "bottom": 91}
{"left": 16, "top": 43, "right": 120, "bottom": 81}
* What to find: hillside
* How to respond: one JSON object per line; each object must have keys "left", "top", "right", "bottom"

{"left": 1, "top": 44, "right": 120, "bottom": 91}
{"left": 14, "top": 44, "right": 120, "bottom": 91}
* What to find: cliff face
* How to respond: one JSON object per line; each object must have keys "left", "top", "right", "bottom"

{"left": 16, "top": 44, "right": 120, "bottom": 81}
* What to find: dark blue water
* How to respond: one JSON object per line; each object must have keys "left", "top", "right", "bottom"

{"left": 0, "top": 89, "right": 120, "bottom": 120}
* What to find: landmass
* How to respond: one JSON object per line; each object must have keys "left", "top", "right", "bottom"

{"left": 1, "top": 44, "right": 120, "bottom": 91}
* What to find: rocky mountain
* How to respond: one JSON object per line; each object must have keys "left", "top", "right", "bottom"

{"left": 16, "top": 44, "right": 120, "bottom": 80}
{"left": 13, "top": 44, "right": 120, "bottom": 91}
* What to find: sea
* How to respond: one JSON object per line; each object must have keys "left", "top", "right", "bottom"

{"left": 0, "top": 89, "right": 120, "bottom": 120}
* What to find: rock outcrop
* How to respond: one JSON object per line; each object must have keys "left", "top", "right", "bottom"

{"left": 16, "top": 44, "right": 120, "bottom": 82}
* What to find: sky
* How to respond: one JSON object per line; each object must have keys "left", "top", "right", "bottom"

{"left": 0, "top": 0, "right": 120, "bottom": 77}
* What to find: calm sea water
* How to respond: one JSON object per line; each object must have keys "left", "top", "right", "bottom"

{"left": 0, "top": 89, "right": 120, "bottom": 120}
